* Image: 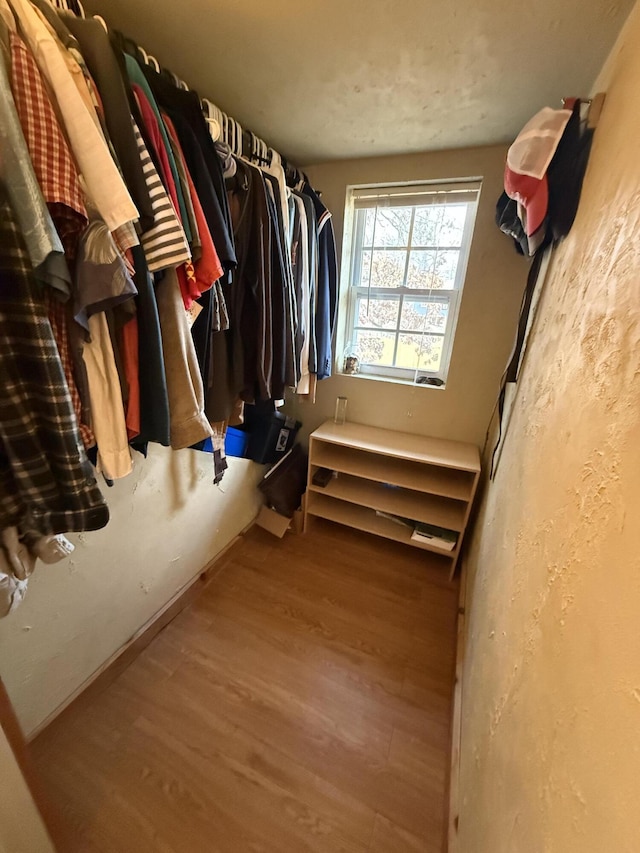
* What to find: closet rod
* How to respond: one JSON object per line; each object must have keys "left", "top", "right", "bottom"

{"left": 59, "top": 0, "right": 306, "bottom": 183}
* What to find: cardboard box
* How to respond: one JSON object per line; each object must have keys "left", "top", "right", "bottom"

{"left": 256, "top": 505, "right": 291, "bottom": 538}
{"left": 255, "top": 505, "right": 305, "bottom": 538}
{"left": 289, "top": 507, "right": 304, "bottom": 535}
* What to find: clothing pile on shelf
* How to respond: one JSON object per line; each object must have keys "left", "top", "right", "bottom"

{"left": 0, "top": 0, "right": 338, "bottom": 614}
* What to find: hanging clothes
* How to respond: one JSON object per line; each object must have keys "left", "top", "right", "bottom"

{"left": 9, "top": 28, "right": 87, "bottom": 260}
{"left": 300, "top": 181, "right": 338, "bottom": 380}
{"left": 163, "top": 114, "right": 223, "bottom": 307}
{"left": 132, "top": 120, "right": 191, "bottom": 273}
{"left": 7, "top": 0, "right": 139, "bottom": 232}
{"left": 62, "top": 14, "right": 154, "bottom": 230}
{"left": 129, "top": 242, "right": 171, "bottom": 449}
{"left": 0, "top": 21, "right": 70, "bottom": 295}
{"left": 0, "top": 1, "right": 342, "bottom": 614}
{"left": 155, "top": 268, "right": 213, "bottom": 449}
{"left": 0, "top": 187, "right": 109, "bottom": 536}
{"left": 139, "top": 63, "right": 236, "bottom": 272}
{"left": 226, "top": 159, "right": 274, "bottom": 403}
{"left": 9, "top": 26, "right": 96, "bottom": 450}
{"left": 75, "top": 221, "right": 137, "bottom": 479}
{"left": 291, "top": 192, "right": 312, "bottom": 395}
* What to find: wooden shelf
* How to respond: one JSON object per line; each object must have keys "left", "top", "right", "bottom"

{"left": 311, "top": 443, "right": 475, "bottom": 501}
{"left": 304, "top": 421, "right": 481, "bottom": 577}
{"left": 310, "top": 420, "right": 480, "bottom": 472}
{"left": 307, "top": 493, "right": 458, "bottom": 559}
{"left": 309, "top": 474, "right": 466, "bottom": 531}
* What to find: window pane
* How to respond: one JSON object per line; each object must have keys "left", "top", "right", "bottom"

{"left": 354, "top": 330, "right": 395, "bottom": 366}
{"left": 357, "top": 295, "right": 399, "bottom": 330}
{"left": 412, "top": 206, "right": 441, "bottom": 246}
{"left": 362, "top": 208, "right": 375, "bottom": 248}
{"left": 358, "top": 250, "right": 371, "bottom": 286}
{"left": 437, "top": 204, "right": 467, "bottom": 246}
{"left": 373, "top": 207, "right": 411, "bottom": 247}
{"left": 370, "top": 249, "right": 406, "bottom": 288}
{"left": 407, "top": 249, "right": 458, "bottom": 289}
{"left": 396, "top": 334, "right": 444, "bottom": 371}
{"left": 400, "top": 299, "right": 449, "bottom": 333}
{"left": 412, "top": 203, "right": 467, "bottom": 247}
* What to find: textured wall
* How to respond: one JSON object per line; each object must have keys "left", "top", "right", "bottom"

{"left": 458, "top": 5, "right": 640, "bottom": 850}
{"left": 289, "top": 145, "right": 526, "bottom": 447}
{"left": 0, "top": 448, "right": 263, "bottom": 735}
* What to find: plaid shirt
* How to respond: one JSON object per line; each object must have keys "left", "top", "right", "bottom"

{"left": 9, "top": 31, "right": 87, "bottom": 250}
{"left": 0, "top": 190, "right": 109, "bottom": 536}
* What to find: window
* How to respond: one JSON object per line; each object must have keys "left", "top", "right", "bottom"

{"left": 341, "top": 181, "right": 480, "bottom": 384}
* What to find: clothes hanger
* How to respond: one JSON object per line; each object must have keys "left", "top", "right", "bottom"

{"left": 232, "top": 118, "right": 240, "bottom": 157}
{"left": 201, "top": 99, "right": 221, "bottom": 142}
{"left": 136, "top": 46, "right": 159, "bottom": 71}
{"left": 233, "top": 119, "right": 241, "bottom": 156}
{"left": 227, "top": 116, "right": 234, "bottom": 152}
{"left": 93, "top": 15, "right": 109, "bottom": 33}
{"left": 68, "top": 0, "right": 83, "bottom": 15}
{"left": 235, "top": 119, "right": 243, "bottom": 157}
{"left": 212, "top": 103, "right": 225, "bottom": 139}
{"left": 242, "top": 129, "right": 252, "bottom": 160}
{"left": 207, "top": 118, "right": 221, "bottom": 141}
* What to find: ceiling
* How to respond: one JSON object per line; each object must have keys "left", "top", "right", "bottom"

{"left": 85, "top": 0, "right": 633, "bottom": 166}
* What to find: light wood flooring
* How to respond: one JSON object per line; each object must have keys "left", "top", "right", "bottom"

{"left": 32, "top": 519, "right": 459, "bottom": 853}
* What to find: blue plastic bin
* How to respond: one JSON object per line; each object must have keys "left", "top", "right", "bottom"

{"left": 224, "top": 427, "right": 249, "bottom": 458}
{"left": 201, "top": 427, "right": 248, "bottom": 458}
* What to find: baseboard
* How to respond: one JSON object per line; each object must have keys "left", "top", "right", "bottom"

{"left": 29, "top": 524, "right": 253, "bottom": 743}
{"left": 446, "top": 555, "right": 469, "bottom": 852}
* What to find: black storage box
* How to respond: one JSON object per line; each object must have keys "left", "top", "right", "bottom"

{"left": 245, "top": 408, "right": 301, "bottom": 464}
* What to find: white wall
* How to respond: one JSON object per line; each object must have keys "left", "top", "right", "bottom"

{"left": 288, "top": 145, "right": 526, "bottom": 448}
{"left": 0, "top": 726, "right": 54, "bottom": 853}
{"left": 458, "top": 4, "right": 640, "bottom": 850}
{"left": 0, "top": 446, "right": 263, "bottom": 735}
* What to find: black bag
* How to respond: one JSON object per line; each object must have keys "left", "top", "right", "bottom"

{"left": 258, "top": 444, "right": 308, "bottom": 518}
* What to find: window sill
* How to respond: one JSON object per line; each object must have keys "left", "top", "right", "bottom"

{"left": 336, "top": 371, "right": 447, "bottom": 390}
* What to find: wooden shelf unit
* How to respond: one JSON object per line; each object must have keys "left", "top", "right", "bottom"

{"left": 304, "top": 421, "right": 481, "bottom": 577}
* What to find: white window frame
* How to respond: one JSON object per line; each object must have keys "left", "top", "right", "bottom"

{"left": 340, "top": 180, "right": 481, "bottom": 385}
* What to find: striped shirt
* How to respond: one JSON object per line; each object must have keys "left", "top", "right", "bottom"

{"left": 134, "top": 121, "right": 191, "bottom": 273}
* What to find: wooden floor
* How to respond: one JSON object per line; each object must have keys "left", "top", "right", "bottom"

{"left": 31, "top": 519, "right": 459, "bottom": 853}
